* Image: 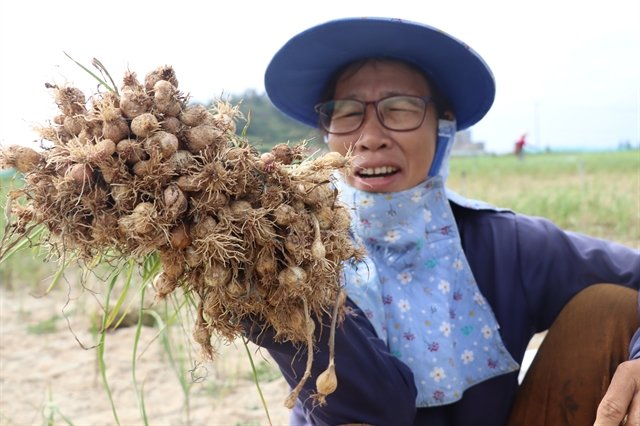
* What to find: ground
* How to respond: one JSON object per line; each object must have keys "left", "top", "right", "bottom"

{"left": 0, "top": 285, "right": 291, "bottom": 426}
{"left": 0, "top": 280, "right": 541, "bottom": 426}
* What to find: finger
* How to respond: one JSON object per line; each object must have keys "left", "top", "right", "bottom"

{"left": 624, "top": 394, "right": 640, "bottom": 426}
{"left": 626, "top": 388, "right": 640, "bottom": 426}
{"left": 595, "top": 361, "right": 637, "bottom": 426}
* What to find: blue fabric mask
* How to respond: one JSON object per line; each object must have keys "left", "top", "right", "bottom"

{"left": 336, "top": 176, "right": 519, "bottom": 407}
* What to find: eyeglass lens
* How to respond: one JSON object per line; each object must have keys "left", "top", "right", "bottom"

{"left": 317, "top": 96, "right": 428, "bottom": 134}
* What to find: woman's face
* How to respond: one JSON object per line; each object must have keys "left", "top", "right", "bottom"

{"left": 326, "top": 60, "right": 438, "bottom": 193}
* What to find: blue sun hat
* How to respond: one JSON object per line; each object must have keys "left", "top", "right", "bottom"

{"left": 264, "top": 17, "right": 495, "bottom": 131}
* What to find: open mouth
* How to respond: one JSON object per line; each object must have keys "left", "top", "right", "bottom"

{"left": 356, "top": 166, "right": 399, "bottom": 178}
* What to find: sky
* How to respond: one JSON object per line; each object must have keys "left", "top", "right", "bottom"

{"left": 1, "top": 0, "right": 638, "bottom": 154}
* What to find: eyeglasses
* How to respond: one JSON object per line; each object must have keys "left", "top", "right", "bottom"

{"left": 314, "top": 95, "right": 434, "bottom": 135}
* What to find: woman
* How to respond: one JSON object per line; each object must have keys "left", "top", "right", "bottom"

{"left": 250, "top": 17, "right": 640, "bottom": 425}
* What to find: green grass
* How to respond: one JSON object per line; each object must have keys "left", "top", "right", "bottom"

{"left": 248, "top": 360, "right": 282, "bottom": 382}
{"left": 43, "top": 386, "right": 75, "bottom": 426}
{"left": 447, "top": 150, "right": 640, "bottom": 247}
{"left": 0, "top": 174, "right": 58, "bottom": 290}
{"left": 26, "top": 314, "right": 61, "bottom": 335}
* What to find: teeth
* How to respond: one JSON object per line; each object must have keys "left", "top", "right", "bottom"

{"left": 359, "top": 166, "right": 397, "bottom": 176}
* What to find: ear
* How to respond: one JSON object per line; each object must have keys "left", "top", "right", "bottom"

{"left": 442, "top": 110, "right": 455, "bottom": 121}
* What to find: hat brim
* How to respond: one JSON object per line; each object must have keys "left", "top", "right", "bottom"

{"left": 265, "top": 17, "right": 495, "bottom": 131}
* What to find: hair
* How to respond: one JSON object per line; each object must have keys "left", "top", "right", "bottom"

{"left": 318, "top": 57, "right": 453, "bottom": 121}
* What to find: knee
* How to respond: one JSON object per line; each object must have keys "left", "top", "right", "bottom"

{"left": 569, "top": 284, "right": 638, "bottom": 316}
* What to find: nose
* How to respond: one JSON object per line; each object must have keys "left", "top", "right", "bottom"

{"left": 355, "top": 104, "right": 389, "bottom": 152}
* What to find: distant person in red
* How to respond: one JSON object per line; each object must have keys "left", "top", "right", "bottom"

{"left": 515, "top": 133, "right": 527, "bottom": 160}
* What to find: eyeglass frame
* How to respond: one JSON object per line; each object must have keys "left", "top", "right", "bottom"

{"left": 313, "top": 95, "right": 435, "bottom": 135}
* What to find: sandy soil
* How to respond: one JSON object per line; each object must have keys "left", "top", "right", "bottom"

{"left": 0, "top": 284, "right": 291, "bottom": 426}
{"left": 0, "top": 278, "right": 542, "bottom": 426}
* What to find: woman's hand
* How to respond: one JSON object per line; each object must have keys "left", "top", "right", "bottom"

{"left": 595, "top": 359, "right": 640, "bottom": 425}
{"left": 244, "top": 298, "right": 418, "bottom": 425}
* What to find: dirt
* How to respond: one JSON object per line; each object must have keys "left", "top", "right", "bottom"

{"left": 0, "top": 285, "right": 291, "bottom": 426}
{"left": 0, "top": 276, "right": 543, "bottom": 426}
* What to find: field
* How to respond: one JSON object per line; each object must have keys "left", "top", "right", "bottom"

{"left": 446, "top": 150, "right": 639, "bottom": 248}
{"left": 0, "top": 150, "right": 638, "bottom": 425}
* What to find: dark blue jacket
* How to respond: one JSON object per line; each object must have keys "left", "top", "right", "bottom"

{"left": 249, "top": 202, "right": 640, "bottom": 426}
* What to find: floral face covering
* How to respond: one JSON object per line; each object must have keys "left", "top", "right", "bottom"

{"left": 337, "top": 176, "right": 519, "bottom": 407}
